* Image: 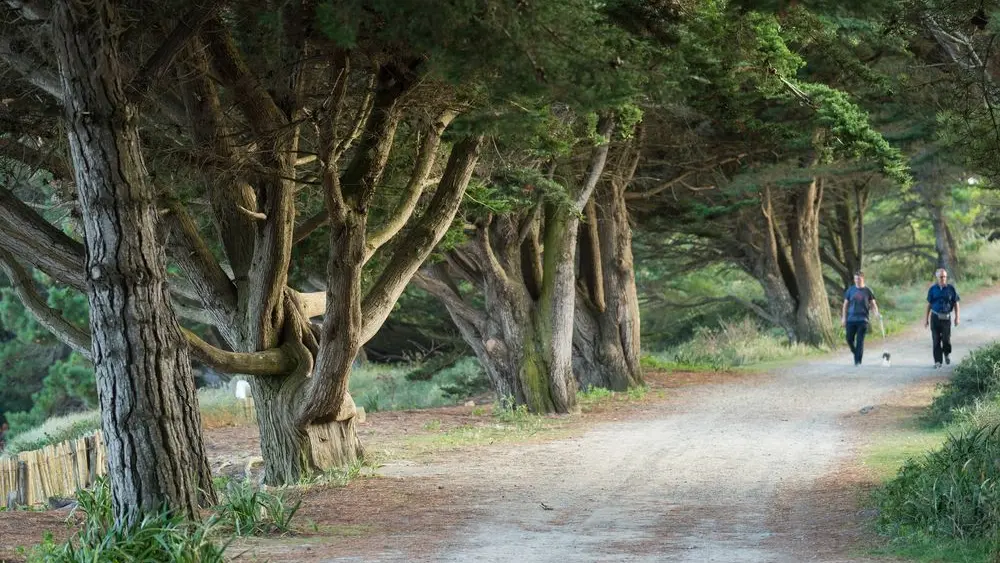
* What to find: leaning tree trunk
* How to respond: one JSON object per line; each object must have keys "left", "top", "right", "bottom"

{"left": 931, "top": 203, "right": 958, "bottom": 276}
{"left": 753, "top": 187, "right": 798, "bottom": 341}
{"left": 574, "top": 180, "right": 643, "bottom": 392}
{"left": 788, "top": 178, "right": 835, "bottom": 346}
{"left": 463, "top": 217, "right": 577, "bottom": 413}
{"left": 53, "top": 0, "right": 215, "bottom": 524}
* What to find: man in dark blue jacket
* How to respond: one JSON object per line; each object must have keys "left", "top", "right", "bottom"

{"left": 842, "top": 270, "right": 880, "bottom": 366}
{"left": 925, "top": 268, "right": 960, "bottom": 368}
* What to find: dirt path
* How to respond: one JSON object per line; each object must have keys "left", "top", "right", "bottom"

{"left": 3, "top": 292, "right": 997, "bottom": 562}
{"left": 349, "top": 292, "right": 1000, "bottom": 563}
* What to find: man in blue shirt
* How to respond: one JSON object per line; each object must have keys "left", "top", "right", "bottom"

{"left": 925, "top": 268, "right": 960, "bottom": 368}
{"left": 841, "top": 270, "right": 880, "bottom": 366}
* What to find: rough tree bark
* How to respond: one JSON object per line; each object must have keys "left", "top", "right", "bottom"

{"left": 786, "top": 176, "right": 836, "bottom": 346}
{"left": 749, "top": 187, "right": 799, "bottom": 341}
{"left": 574, "top": 134, "right": 643, "bottom": 391}
{"left": 52, "top": 0, "right": 215, "bottom": 524}
{"left": 419, "top": 117, "right": 615, "bottom": 413}
{"left": 930, "top": 202, "right": 958, "bottom": 275}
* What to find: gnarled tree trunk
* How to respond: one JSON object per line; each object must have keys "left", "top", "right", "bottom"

{"left": 787, "top": 177, "right": 835, "bottom": 346}
{"left": 574, "top": 142, "right": 643, "bottom": 391}
{"left": 419, "top": 116, "right": 616, "bottom": 412}
{"left": 751, "top": 187, "right": 798, "bottom": 341}
{"left": 53, "top": 0, "right": 215, "bottom": 524}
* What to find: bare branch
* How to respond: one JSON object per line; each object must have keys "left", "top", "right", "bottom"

{"left": 0, "top": 249, "right": 92, "bottom": 359}
{"left": 203, "top": 17, "right": 288, "bottom": 135}
{"left": 293, "top": 210, "right": 328, "bottom": 244}
{"left": 126, "top": 1, "right": 223, "bottom": 104}
{"left": 0, "top": 36, "right": 62, "bottom": 101}
{"left": 297, "top": 290, "right": 326, "bottom": 318}
{"left": 0, "top": 138, "right": 73, "bottom": 180}
{"left": 360, "top": 135, "right": 483, "bottom": 343}
{"left": 0, "top": 187, "right": 85, "bottom": 289}
{"left": 652, "top": 294, "right": 782, "bottom": 326}
{"left": 573, "top": 115, "right": 615, "bottom": 210}
{"left": 183, "top": 328, "right": 296, "bottom": 376}
{"left": 161, "top": 195, "right": 238, "bottom": 324}
{"left": 413, "top": 270, "right": 486, "bottom": 331}
{"left": 365, "top": 109, "right": 457, "bottom": 260}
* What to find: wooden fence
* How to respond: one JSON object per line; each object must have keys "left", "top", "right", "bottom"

{"left": 0, "top": 432, "right": 107, "bottom": 508}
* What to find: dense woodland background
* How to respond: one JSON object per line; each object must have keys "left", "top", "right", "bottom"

{"left": 5, "top": 1, "right": 1000, "bottom": 554}
{"left": 2, "top": 0, "right": 999, "bottom": 435}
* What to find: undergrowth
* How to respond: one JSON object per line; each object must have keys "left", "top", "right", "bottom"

{"left": 28, "top": 475, "right": 303, "bottom": 561}
{"left": 871, "top": 338, "right": 1000, "bottom": 562}
{"left": 925, "top": 342, "right": 1000, "bottom": 425}
{"left": 872, "top": 425, "right": 1000, "bottom": 557}
{"left": 644, "top": 318, "right": 814, "bottom": 371}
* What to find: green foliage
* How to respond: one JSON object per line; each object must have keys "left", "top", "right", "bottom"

{"left": 29, "top": 478, "right": 229, "bottom": 563}
{"left": 649, "top": 318, "right": 817, "bottom": 371}
{"left": 214, "top": 480, "right": 300, "bottom": 536}
{"left": 2, "top": 411, "right": 101, "bottom": 457}
{"left": 352, "top": 357, "right": 488, "bottom": 413}
{"left": 6, "top": 354, "right": 97, "bottom": 432}
{"left": 926, "top": 342, "right": 1000, "bottom": 425}
{"left": 872, "top": 424, "right": 1000, "bottom": 554}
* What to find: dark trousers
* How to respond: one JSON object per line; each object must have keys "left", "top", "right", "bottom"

{"left": 931, "top": 315, "right": 953, "bottom": 364}
{"left": 846, "top": 321, "right": 868, "bottom": 365}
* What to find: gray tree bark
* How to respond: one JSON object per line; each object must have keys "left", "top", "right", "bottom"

{"left": 52, "top": 0, "right": 215, "bottom": 525}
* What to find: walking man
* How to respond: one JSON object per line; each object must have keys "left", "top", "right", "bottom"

{"left": 925, "top": 268, "right": 960, "bottom": 368}
{"left": 842, "top": 270, "right": 880, "bottom": 366}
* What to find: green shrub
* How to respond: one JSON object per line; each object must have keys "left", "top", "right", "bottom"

{"left": 648, "top": 318, "right": 814, "bottom": 370}
{"left": 3, "top": 411, "right": 101, "bottom": 456}
{"left": 926, "top": 342, "right": 1000, "bottom": 425}
{"left": 351, "top": 356, "right": 488, "bottom": 411}
{"left": 214, "top": 479, "right": 300, "bottom": 536}
{"left": 873, "top": 424, "right": 1000, "bottom": 550}
{"left": 30, "top": 478, "right": 229, "bottom": 563}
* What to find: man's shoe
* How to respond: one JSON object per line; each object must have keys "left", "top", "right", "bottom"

{"left": 945, "top": 355, "right": 951, "bottom": 365}
{"left": 934, "top": 363, "right": 942, "bottom": 369}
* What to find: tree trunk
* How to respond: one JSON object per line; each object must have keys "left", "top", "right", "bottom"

{"left": 573, "top": 177, "right": 642, "bottom": 391}
{"left": 788, "top": 178, "right": 835, "bottom": 346}
{"left": 252, "top": 369, "right": 363, "bottom": 485}
{"left": 931, "top": 203, "right": 958, "bottom": 275}
{"left": 755, "top": 187, "right": 798, "bottom": 341}
{"left": 52, "top": 0, "right": 215, "bottom": 524}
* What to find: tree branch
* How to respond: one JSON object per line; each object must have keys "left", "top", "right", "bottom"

{"left": 0, "top": 36, "right": 63, "bottom": 101}
{"left": 653, "top": 295, "right": 782, "bottom": 326}
{"left": 126, "top": 1, "right": 222, "bottom": 104}
{"left": 360, "top": 135, "right": 483, "bottom": 343}
{"left": 0, "top": 138, "right": 73, "bottom": 180}
{"left": 365, "top": 109, "right": 457, "bottom": 260}
{"left": 573, "top": 115, "right": 615, "bottom": 210}
{"left": 413, "top": 269, "right": 486, "bottom": 332}
{"left": 182, "top": 328, "right": 296, "bottom": 375}
{"left": 0, "top": 249, "right": 92, "bottom": 359}
{"left": 0, "top": 187, "right": 85, "bottom": 290}
{"left": 202, "top": 17, "right": 287, "bottom": 136}
{"left": 161, "top": 195, "right": 238, "bottom": 325}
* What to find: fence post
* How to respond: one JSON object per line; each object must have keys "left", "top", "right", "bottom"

{"left": 85, "top": 435, "right": 97, "bottom": 485}
{"left": 15, "top": 460, "right": 28, "bottom": 506}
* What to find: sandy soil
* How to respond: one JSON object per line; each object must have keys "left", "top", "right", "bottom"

{"left": 3, "top": 290, "right": 998, "bottom": 562}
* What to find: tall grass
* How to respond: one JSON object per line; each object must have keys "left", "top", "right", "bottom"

{"left": 872, "top": 424, "right": 1000, "bottom": 549}
{"left": 643, "top": 318, "right": 814, "bottom": 371}
{"left": 2, "top": 410, "right": 101, "bottom": 456}
{"left": 872, "top": 339, "right": 1000, "bottom": 562}
{"left": 925, "top": 342, "right": 1000, "bottom": 425}
{"left": 29, "top": 478, "right": 229, "bottom": 563}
